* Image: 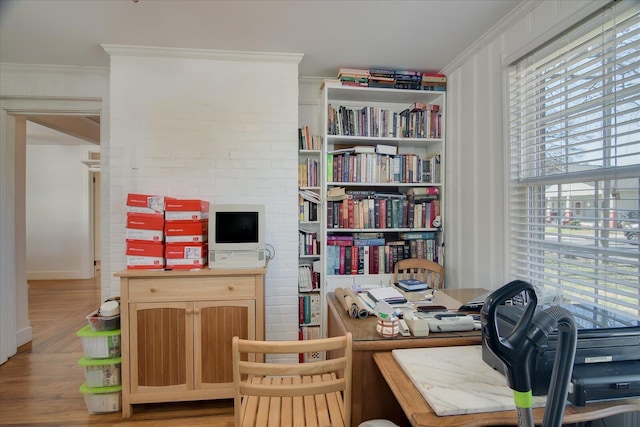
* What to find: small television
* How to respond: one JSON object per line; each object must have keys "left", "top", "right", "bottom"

{"left": 208, "top": 204, "right": 266, "bottom": 269}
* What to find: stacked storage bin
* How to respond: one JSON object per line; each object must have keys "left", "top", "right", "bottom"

{"left": 164, "top": 198, "right": 210, "bottom": 269}
{"left": 76, "top": 299, "right": 122, "bottom": 414}
{"left": 125, "top": 193, "right": 165, "bottom": 270}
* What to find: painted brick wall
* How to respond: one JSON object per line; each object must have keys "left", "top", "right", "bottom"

{"left": 106, "top": 48, "right": 301, "bottom": 341}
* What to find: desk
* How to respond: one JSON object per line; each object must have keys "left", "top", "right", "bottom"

{"left": 374, "top": 351, "right": 640, "bottom": 426}
{"left": 326, "top": 288, "right": 488, "bottom": 426}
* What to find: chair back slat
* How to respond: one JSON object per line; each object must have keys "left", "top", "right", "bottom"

{"left": 394, "top": 258, "right": 444, "bottom": 289}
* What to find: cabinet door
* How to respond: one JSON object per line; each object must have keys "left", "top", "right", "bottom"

{"left": 129, "top": 302, "right": 193, "bottom": 394}
{"left": 194, "top": 300, "right": 256, "bottom": 389}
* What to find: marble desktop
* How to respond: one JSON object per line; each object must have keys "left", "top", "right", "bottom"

{"left": 392, "top": 345, "right": 548, "bottom": 416}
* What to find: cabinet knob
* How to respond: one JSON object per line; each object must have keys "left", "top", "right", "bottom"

{"left": 186, "top": 308, "right": 193, "bottom": 315}
{"left": 150, "top": 288, "right": 157, "bottom": 293}
{"left": 194, "top": 308, "right": 200, "bottom": 314}
{"left": 228, "top": 285, "right": 234, "bottom": 291}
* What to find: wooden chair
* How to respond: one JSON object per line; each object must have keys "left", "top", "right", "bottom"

{"left": 232, "top": 332, "right": 353, "bottom": 427}
{"left": 393, "top": 258, "right": 444, "bottom": 290}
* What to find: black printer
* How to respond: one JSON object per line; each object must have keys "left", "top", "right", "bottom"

{"left": 482, "top": 302, "right": 640, "bottom": 402}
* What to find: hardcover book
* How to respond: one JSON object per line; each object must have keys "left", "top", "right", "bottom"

{"left": 397, "top": 279, "right": 429, "bottom": 292}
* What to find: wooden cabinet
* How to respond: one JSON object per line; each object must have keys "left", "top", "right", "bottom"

{"left": 116, "top": 267, "right": 266, "bottom": 418}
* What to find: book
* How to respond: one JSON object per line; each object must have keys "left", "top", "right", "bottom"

{"left": 422, "top": 72, "right": 447, "bottom": 83}
{"left": 328, "top": 145, "right": 375, "bottom": 155}
{"left": 376, "top": 144, "right": 397, "bottom": 155}
{"left": 399, "top": 231, "right": 436, "bottom": 240}
{"left": 407, "top": 187, "right": 439, "bottom": 197}
{"left": 367, "top": 287, "right": 407, "bottom": 304}
{"left": 327, "top": 187, "right": 347, "bottom": 201}
{"left": 396, "top": 279, "right": 429, "bottom": 292}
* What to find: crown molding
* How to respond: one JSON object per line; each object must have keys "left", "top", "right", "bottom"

{"left": 101, "top": 44, "right": 303, "bottom": 65}
{"left": 0, "top": 63, "right": 108, "bottom": 75}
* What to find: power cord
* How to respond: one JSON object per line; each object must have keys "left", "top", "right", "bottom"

{"left": 265, "top": 243, "right": 275, "bottom": 261}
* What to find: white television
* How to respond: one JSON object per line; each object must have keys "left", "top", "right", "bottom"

{"left": 208, "top": 204, "right": 266, "bottom": 269}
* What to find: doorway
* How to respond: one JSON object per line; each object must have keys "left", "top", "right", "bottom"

{"left": 0, "top": 97, "right": 103, "bottom": 364}
{"left": 25, "top": 117, "right": 100, "bottom": 280}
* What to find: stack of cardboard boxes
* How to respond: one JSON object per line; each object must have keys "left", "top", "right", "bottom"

{"left": 125, "top": 194, "right": 210, "bottom": 270}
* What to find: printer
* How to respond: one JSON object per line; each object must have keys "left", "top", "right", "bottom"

{"left": 482, "top": 302, "right": 640, "bottom": 403}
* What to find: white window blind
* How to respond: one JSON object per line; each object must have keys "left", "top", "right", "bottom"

{"left": 509, "top": 0, "right": 640, "bottom": 319}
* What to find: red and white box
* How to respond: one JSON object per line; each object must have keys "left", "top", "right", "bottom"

{"left": 165, "top": 243, "right": 207, "bottom": 259}
{"left": 126, "top": 193, "right": 164, "bottom": 217}
{"left": 165, "top": 257, "right": 207, "bottom": 269}
{"left": 164, "top": 198, "right": 210, "bottom": 220}
{"left": 126, "top": 241, "right": 164, "bottom": 269}
{"left": 126, "top": 214, "right": 164, "bottom": 243}
{"left": 164, "top": 220, "right": 208, "bottom": 243}
{"left": 165, "top": 243, "right": 208, "bottom": 269}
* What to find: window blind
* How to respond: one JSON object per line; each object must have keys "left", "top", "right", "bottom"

{"left": 509, "top": 0, "right": 640, "bottom": 318}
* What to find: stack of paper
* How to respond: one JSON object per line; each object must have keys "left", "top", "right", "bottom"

{"left": 367, "top": 287, "right": 407, "bottom": 304}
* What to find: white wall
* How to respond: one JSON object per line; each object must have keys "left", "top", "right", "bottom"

{"left": 26, "top": 143, "right": 95, "bottom": 279}
{"left": 104, "top": 46, "right": 302, "bottom": 342}
{"left": 442, "top": 0, "right": 608, "bottom": 292}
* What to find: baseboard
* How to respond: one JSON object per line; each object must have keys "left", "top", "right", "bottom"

{"left": 16, "top": 324, "right": 32, "bottom": 348}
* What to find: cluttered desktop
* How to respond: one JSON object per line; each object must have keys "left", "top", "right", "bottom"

{"left": 328, "top": 281, "right": 640, "bottom": 426}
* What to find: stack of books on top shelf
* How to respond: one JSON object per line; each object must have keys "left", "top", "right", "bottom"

{"left": 394, "top": 70, "right": 422, "bottom": 90}
{"left": 368, "top": 68, "right": 396, "bottom": 89}
{"left": 334, "top": 67, "right": 447, "bottom": 91}
{"left": 422, "top": 73, "right": 447, "bottom": 91}
{"left": 338, "top": 68, "right": 369, "bottom": 87}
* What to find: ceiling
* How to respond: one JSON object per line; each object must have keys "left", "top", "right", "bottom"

{"left": 1, "top": 0, "right": 523, "bottom": 144}
{"left": 0, "top": 0, "right": 523, "bottom": 77}
{"left": 26, "top": 116, "right": 100, "bottom": 146}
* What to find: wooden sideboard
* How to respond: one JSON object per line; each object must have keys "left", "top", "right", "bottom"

{"left": 326, "top": 288, "right": 487, "bottom": 426}
{"left": 115, "top": 267, "right": 266, "bottom": 418}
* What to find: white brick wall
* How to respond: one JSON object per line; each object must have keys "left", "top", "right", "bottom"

{"left": 106, "top": 47, "right": 302, "bottom": 341}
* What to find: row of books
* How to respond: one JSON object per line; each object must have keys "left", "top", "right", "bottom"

{"left": 298, "top": 197, "right": 319, "bottom": 222}
{"left": 298, "top": 264, "right": 320, "bottom": 292}
{"left": 327, "top": 103, "right": 442, "bottom": 139}
{"left": 298, "top": 293, "right": 321, "bottom": 325}
{"left": 299, "top": 230, "right": 320, "bottom": 256}
{"left": 327, "top": 152, "right": 441, "bottom": 184}
{"left": 338, "top": 68, "right": 446, "bottom": 91}
{"left": 298, "top": 125, "right": 322, "bottom": 150}
{"left": 327, "top": 195, "right": 441, "bottom": 230}
{"left": 298, "top": 325, "right": 322, "bottom": 362}
{"left": 326, "top": 240, "right": 440, "bottom": 275}
{"left": 298, "top": 158, "right": 319, "bottom": 187}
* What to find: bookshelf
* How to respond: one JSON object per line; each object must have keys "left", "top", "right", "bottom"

{"left": 320, "top": 84, "right": 446, "bottom": 336}
{"left": 298, "top": 126, "right": 323, "bottom": 360}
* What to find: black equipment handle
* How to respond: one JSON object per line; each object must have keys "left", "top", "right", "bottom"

{"left": 481, "top": 279, "right": 538, "bottom": 393}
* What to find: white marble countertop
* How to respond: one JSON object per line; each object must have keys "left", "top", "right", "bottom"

{"left": 392, "top": 345, "right": 548, "bottom": 416}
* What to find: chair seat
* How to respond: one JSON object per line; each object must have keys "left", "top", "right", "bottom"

{"left": 239, "top": 373, "right": 347, "bottom": 427}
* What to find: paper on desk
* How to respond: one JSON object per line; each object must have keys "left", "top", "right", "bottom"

{"left": 367, "top": 287, "right": 407, "bottom": 304}
{"left": 429, "top": 291, "right": 464, "bottom": 310}
{"left": 392, "top": 346, "right": 547, "bottom": 416}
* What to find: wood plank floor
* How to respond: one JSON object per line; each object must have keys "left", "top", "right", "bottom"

{"left": 0, "top": 279, "right": 234, "bottom": 426}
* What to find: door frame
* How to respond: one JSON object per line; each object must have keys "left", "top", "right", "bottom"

{"left": 0, "top": 96, "right": 103, "bottom": 363}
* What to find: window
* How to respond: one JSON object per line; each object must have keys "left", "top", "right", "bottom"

{"left": 509, "top": 1, "right": 640, "bottom": 319}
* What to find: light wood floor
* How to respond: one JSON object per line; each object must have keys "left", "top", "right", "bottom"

{"left": 0, "top": 278, "right": 235, "bottom": 426}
